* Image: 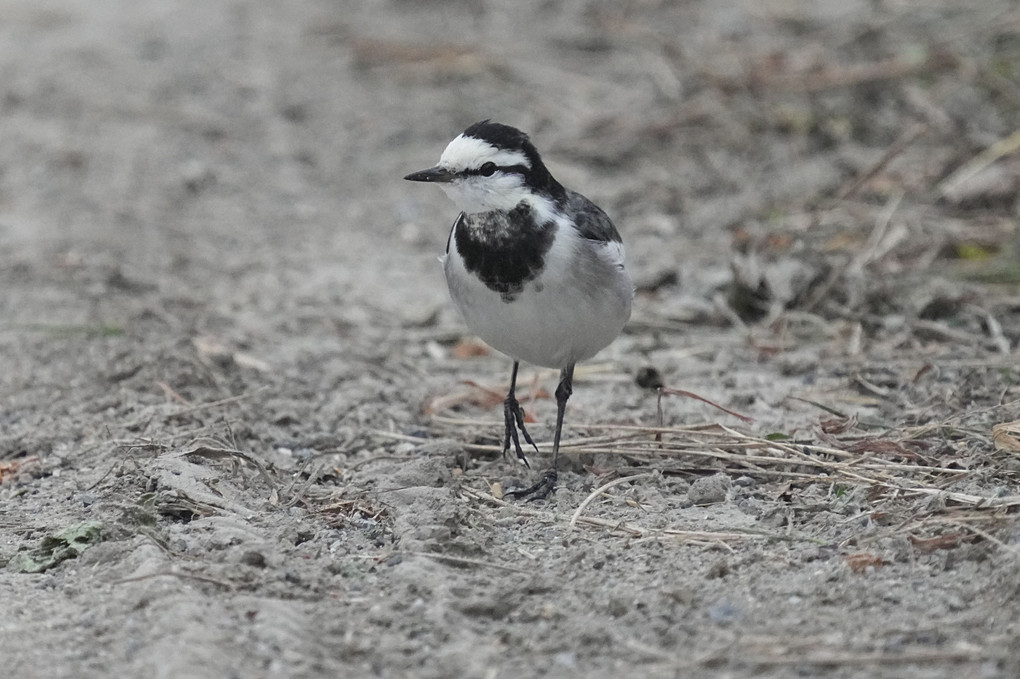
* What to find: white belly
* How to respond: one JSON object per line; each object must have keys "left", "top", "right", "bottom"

{"left": 443, "top": 226, "right": 633, "bottom": 369}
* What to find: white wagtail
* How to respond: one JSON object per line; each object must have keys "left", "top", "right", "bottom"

{"left": 405, "top": 121, "right": 633, "bottom": 498}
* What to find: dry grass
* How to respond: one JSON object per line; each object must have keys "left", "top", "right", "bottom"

{"left": 428, "top": 399, "right": 1020, "bottom": 553}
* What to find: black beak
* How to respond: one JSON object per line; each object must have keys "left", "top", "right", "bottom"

{"left": 404, "top": 166, "right": 456, "bottom": 183}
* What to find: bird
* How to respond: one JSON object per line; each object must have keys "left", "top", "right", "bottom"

{"left": 404, "top": 121, "right": 633, "bottom": 499}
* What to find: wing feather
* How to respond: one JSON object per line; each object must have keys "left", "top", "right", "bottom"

{"left": 564, "top": 191, "right": 622, "bottom": 244}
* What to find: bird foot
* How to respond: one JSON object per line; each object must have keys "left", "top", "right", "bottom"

{"left": 503, "top": 393, "right": 538, "bottom": 467}
{"left": 505, "top": 468, "right": 558, "bottom": 501}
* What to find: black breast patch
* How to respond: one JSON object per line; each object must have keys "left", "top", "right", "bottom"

{"left": 454, "top": 203, "right": 557, "bottom": 303}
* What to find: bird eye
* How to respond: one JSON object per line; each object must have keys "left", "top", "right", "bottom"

{"left": 479, "top": 162, "right": 497, "bottom": 177}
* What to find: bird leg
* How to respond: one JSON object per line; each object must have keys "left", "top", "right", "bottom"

{"left": 503, "top": 361, "right": 537, "bottom": 467}
{"left": 550, "top": 364, "right": 574, "bottom": 469}
{"left": 506, "top": 364, "right": 573, "bottom": 501}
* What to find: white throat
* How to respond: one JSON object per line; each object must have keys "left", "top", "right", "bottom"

{"left": 438, "top": 176, "right": 532, "bottom": 214}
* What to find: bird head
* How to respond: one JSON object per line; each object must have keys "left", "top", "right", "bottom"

{"left": 404, "top": 121, "right": 563, "bottom": 214}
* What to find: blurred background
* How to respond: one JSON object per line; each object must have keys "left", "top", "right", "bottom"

{"left": 3, "top": 1, "right": 1017, "bottom": 370}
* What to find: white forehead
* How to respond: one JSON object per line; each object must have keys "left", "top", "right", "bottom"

{"left": 439, "top": 134, "right": 531, "bottom": 171}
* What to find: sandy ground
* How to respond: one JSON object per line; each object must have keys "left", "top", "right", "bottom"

{"left": 2, "top": 1, "right": 1020, "bottom": 677}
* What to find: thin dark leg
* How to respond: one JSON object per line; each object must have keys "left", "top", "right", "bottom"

{"left": 550, "top": 364, "right": 574, "bottom": 469}
{"left": 503, "top": 361, "right": 537, "bottom": 467}
{"left": 507, "top": 364, "right": 574, "bottom": 501}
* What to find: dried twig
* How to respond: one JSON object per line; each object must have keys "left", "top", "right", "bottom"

{"left": 115, "top": 569, "right": 235, "bottom": 589}
{"left": 118, "top": 387, "right": 269, "bottom": 430}
{"left": 938, "top": 127, "right": 1020, "bottom": 199}
{"left": 753, "top": 52, "right": 955, "bottom": 93}
{"left": 461, "top": 486, "right": 789, "bottom": 544}
{"left": 405, "top": 551, "right": 533, "bottom": 574}
{"left": 438, "top": 415, "right": 1020, "bottom": 518}
{"left": 569, "top": 473, "right": 654, "bottom": 530}
{"left": 837, "top": 126, "right": 927, "bottom": 200}
{"left": 658, "top": 387, "right": 754, "bottom": 424}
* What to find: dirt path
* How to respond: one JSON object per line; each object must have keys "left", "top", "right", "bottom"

{"left": 2, "top": 1, "right": 1019, "bottom": 677}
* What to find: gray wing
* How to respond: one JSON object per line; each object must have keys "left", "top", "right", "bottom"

{"left": 564, "top": 190, "right": 622, "bottom": 243}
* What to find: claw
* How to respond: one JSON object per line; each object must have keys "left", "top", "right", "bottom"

{"left": 503, "top": 394, "right": 537, "bottom": 468}
{"left": 505, "top": 468, "right": 557, "bottom": 501}
{"left": 497, "top": 361, "right": 561, "bottom": 498}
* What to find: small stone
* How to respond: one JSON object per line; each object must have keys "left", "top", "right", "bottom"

{"left": 240, "top": 550, "right": 267, "bottom": 568}
{"left": 607, "top": 597, "right": 628, "bottom": 617}
{"left": 706, "top": 559, "right": 730, "bottom": 579}
{"left": 635, "top": 366, "right": 665, "bottom": 389}
{"left": 688, "top": 473, "right": 731, "bottom": 505}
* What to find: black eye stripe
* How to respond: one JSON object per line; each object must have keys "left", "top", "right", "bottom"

{"left": 465, "top": 163, "right": 529, "bottom": 177}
